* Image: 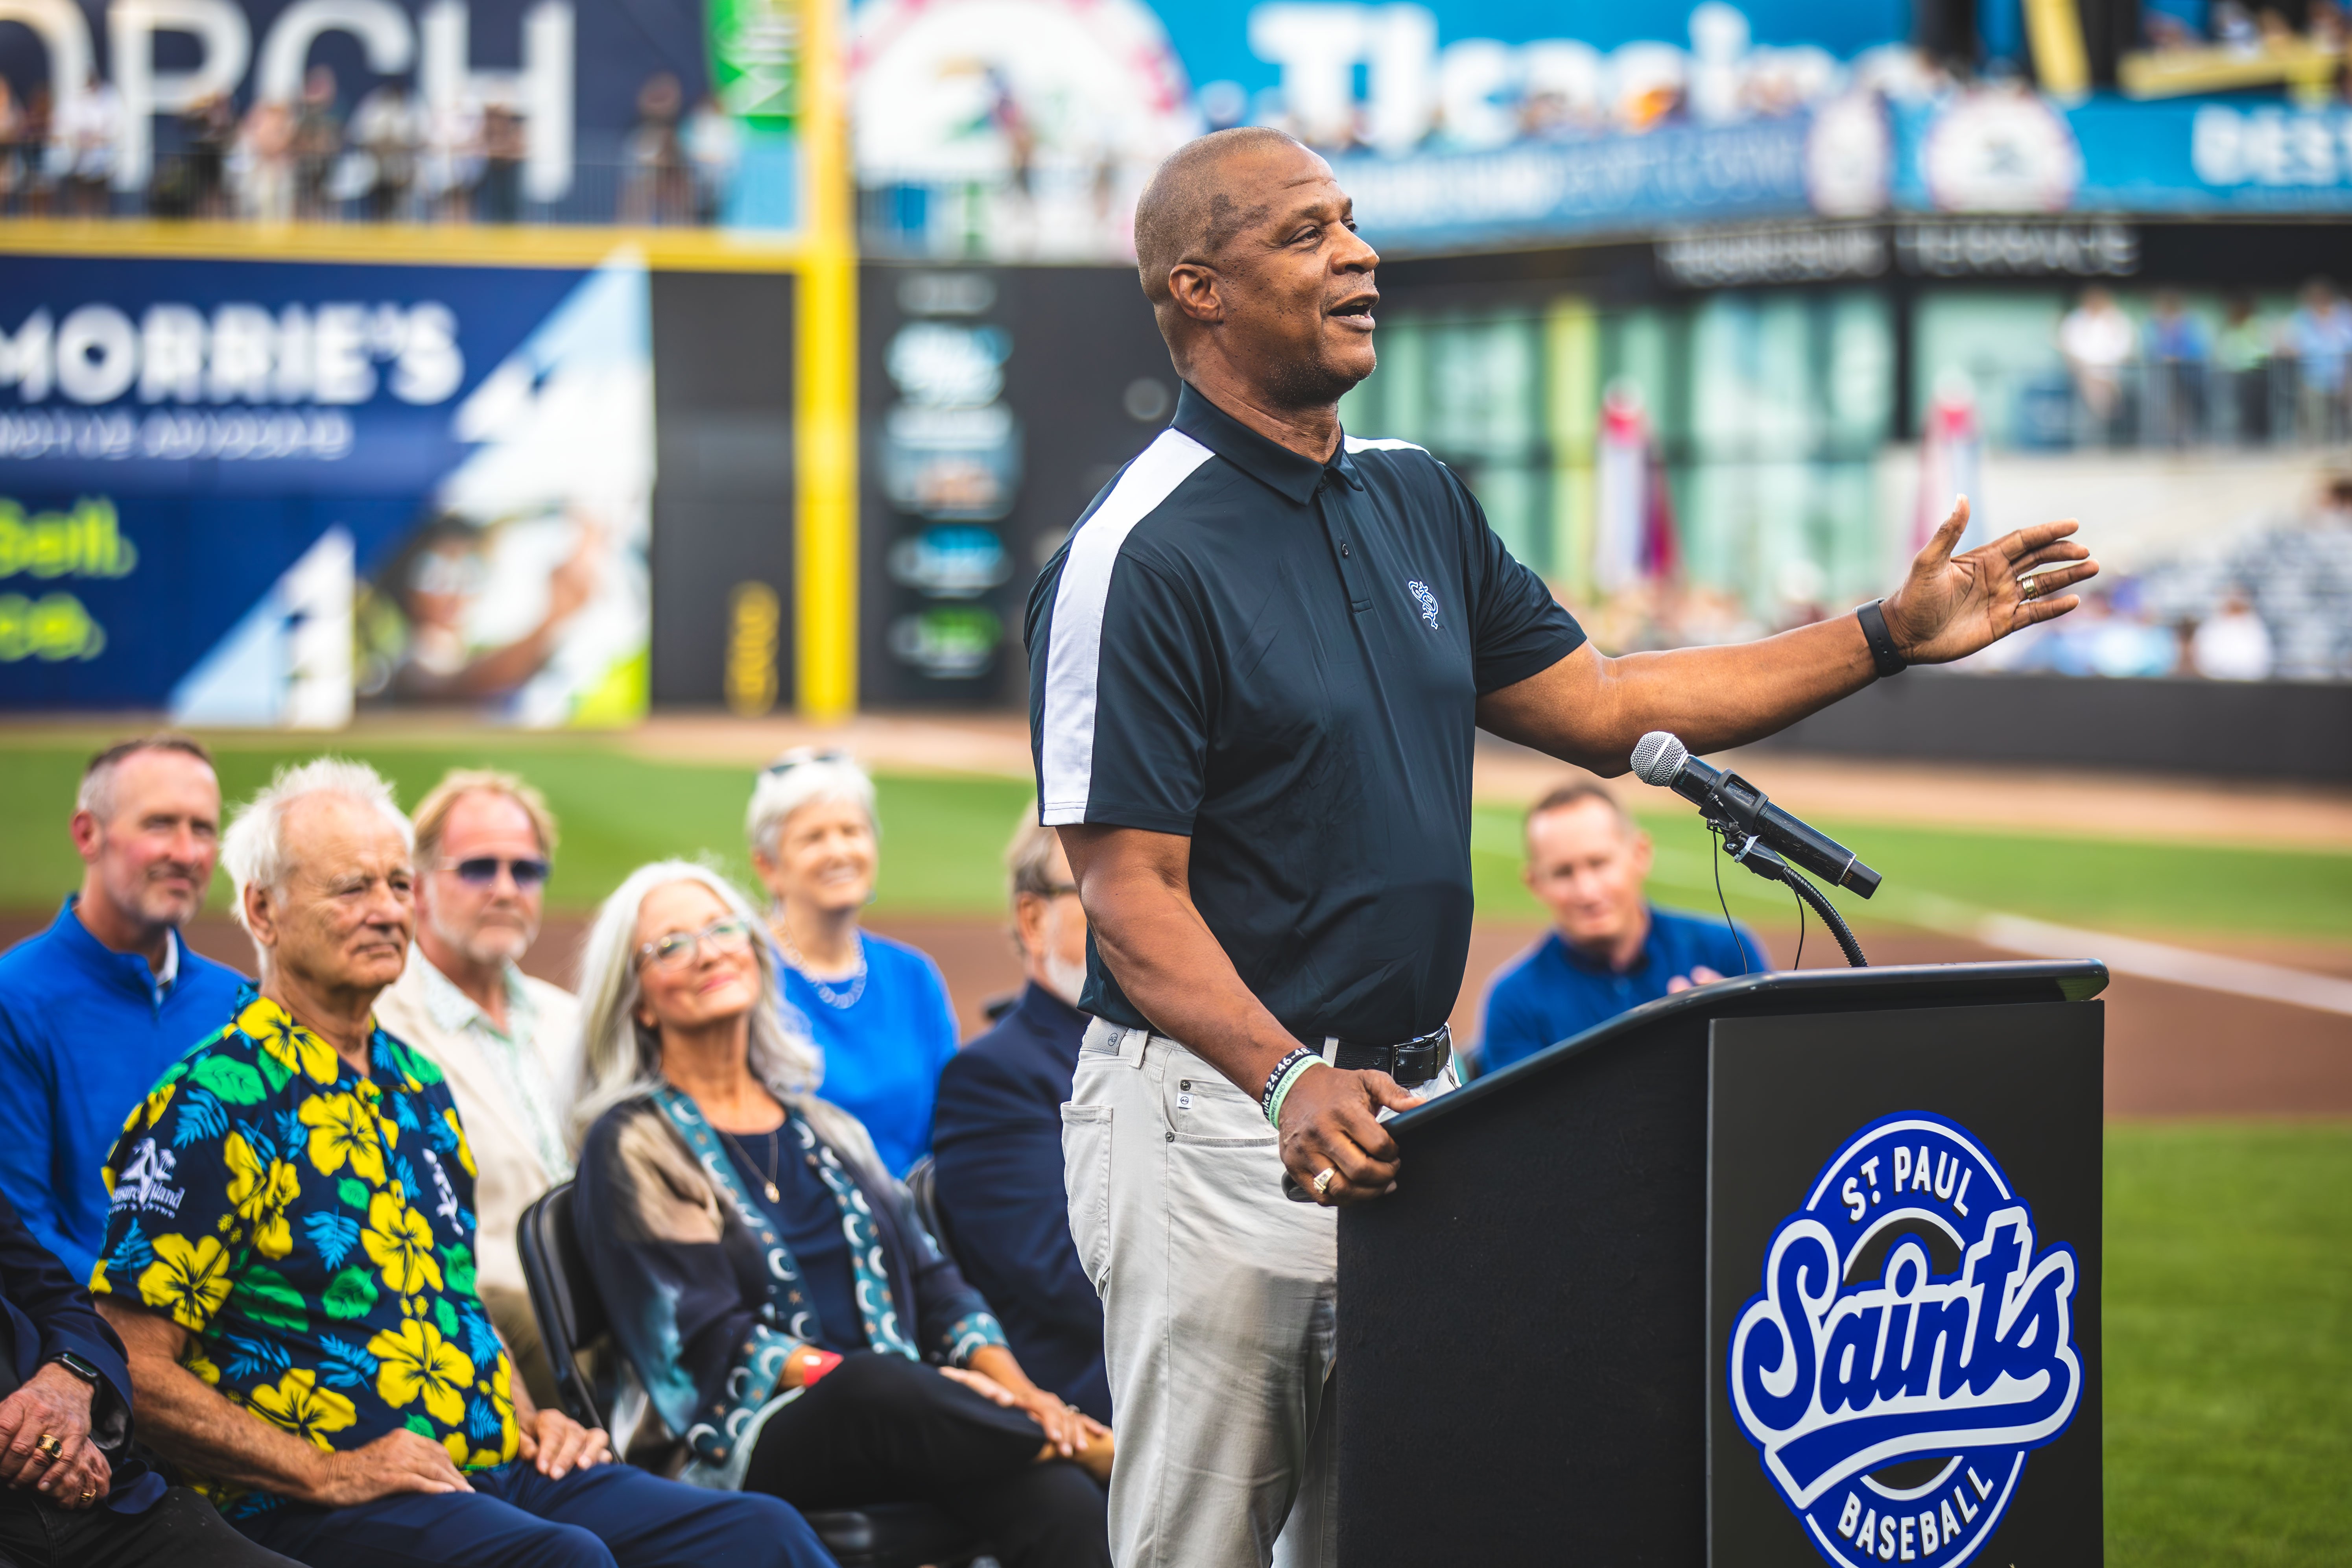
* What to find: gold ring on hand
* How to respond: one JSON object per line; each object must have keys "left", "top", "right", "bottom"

{"left": 80, "top": 1489, "right": 94, "bottom": 1503}
{"left": 33, "top": 1433, "right": 61, "bottom": 1459}
{"left": 1312, "top": 1168, "right": 1337, "bottom": 1197}
{"left": 2018, "top": 574, "right": 2044, "bottom": 600}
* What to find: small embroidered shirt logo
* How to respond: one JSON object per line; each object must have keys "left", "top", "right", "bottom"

{"left": 1407, "top": 580, "right": 1441, "bottom": 629}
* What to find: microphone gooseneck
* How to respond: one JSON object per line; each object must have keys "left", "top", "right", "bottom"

{"left": 1629, "top": 730, "right": 1876, "bottom": 968}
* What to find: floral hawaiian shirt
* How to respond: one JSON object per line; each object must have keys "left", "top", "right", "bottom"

{"left": 91, "top": 990, "right": 519, "bottom": 1519}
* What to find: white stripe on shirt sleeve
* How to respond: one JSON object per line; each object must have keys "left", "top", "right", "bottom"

{"left": 1039, "top": 428, "right": 1215, "bottom": 825}
{"left": 1341, "top": 435, "right": 1430, "bottom": 454}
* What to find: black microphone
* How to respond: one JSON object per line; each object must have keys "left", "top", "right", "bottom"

{"left": 1629, "top": 732, "right": 1882, "bottom": 899}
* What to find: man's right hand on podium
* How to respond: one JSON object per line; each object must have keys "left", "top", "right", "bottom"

{"left": 1278, "top": 1065, "right": 1423, "bottom": 1205}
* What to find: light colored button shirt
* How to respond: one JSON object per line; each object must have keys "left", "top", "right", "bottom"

{"left": 374, "top": 950, "right": 581, "bottom": 1303}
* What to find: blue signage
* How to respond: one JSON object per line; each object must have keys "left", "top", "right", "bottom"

{"left": 1728, "top": 1112, "right": 2083, "bottom": 1568}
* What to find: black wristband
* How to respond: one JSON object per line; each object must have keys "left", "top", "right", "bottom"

{"left": 1856, "top": 599, "right": 1906, "bottom": 677}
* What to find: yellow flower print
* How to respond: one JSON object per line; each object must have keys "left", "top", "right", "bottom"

{"left": 240, "top": 998, "right": 342, "bottom": 1084}
{"left": 442, "top": 1108, "right": 478, "bottom": 1178}
{"left": 134, "top": 1080, "right": 175, "bottom": 1133}
{"left": 361, "top": 1191, "right": 442, "bottom": 1295}
{"left": 248, "top": 1369, "right": 358, "bottom": 1450}
{"left": 223, "top": 1134, "right": 302, "bottom": 1259}
{"left": 137, "top": 1234, "right": 232, "bottom": 1330}
{"left": 367, "top": 1318, "right": 475, "bottom": 1427}
{"left": 299, "top": 1092, "right": 387, "bottom": 1184}
{"left": 183, "top": 1348, "right": 221, "bottom": 1386}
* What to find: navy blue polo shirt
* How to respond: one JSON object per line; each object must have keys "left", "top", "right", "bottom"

{"left": 1026, "top": 382, "right": 1585, "bottom": 1043}
{"left": 1476, "top": 906, "right": 1765, "bottom": 1072}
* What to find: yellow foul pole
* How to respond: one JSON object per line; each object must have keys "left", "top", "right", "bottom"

{"left": 795, "top": 0, "right": 858, "bottom": 720}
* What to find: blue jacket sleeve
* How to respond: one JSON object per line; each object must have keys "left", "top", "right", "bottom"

{"left": 0, "top": 996, "right": 78, "bottom": 1278}
{"left": 0, "top": 1188, "right": 138, "bottom": 1437}
{"left": 932, "top": 1049, "right": 1100, "bottom": 1338}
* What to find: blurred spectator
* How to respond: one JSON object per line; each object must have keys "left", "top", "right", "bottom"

{"left": 19, "top": 85, "right": 53, "bottom": 216}
{"left": 54, "top": 72, "right": 121, "bottom": 216}
{"left": 2059, "top": 286, "right": 2136, "bottom": 441}
{"left": 930, "top": 811, "right": 1111, "bottom": 1424}
{"left": 2215, "top": 293, "right": 2273, "bottom": 443}
{"left": 420, "top": 93, "right": 482, "bottom": 219}
{"left": 2281, "top": 277, "right": 2352, "bottom": 443}
{"left": 2145, "top": 290, "right": 2208, "bottom": 446}
{"left": 2190, "top": 592, "right": 2276, "bottom": 679}
{"left": 0, "top": 1188, "right": 306, "bottom": 1566}
{"left": 292, "top": 65, "right": 342, "bottom": 218}
{"left": 622, "top": 74, "right": 688, "bottom": 224}
{"left": 0, "top": 79, "right": 24, "bottom": 213}
{"left": 349, "top": 81, "right": 422, "bottom": 221}
{"left": 235, "top": 99, "right": 295, "bottom": 222}
{"left": 684, "top": 94, "right": 738, "bottom": 223}
{"left": 1475, "top": 783, "right": 1760, "bottom": 1075}
{"left": 570, "top": 862, "right": 1111, "bottom": 1564}
{"left": 371, "top": 770, "right": 579, "bottom": 1410}
{"left": 2086, "top": 584, "right": 2180, "bottom": 677}
{"left": 479, "top": 102, "right": 525, "bottom": 222}
{"left": 749, "top": 751, "right": 959, "bottom": 1177}
{"left": 181, "top": 92, "right": 235, "bottom": 218}
{"left": 0, "top": 736, "right": 244, "bottom": 1280}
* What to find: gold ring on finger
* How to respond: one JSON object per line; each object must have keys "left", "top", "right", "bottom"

{"left": 2017, "top": 575, "right": 2043, "bottom": 600}
{"left": 80, "top": 1489, "right": 94, "bottom": 1503}
{"left": 1312, "top": 1167, "right": 1337, "bottom": 1196}
{"left": 33, "top": 1433, "right": 61, "bottom": 1459}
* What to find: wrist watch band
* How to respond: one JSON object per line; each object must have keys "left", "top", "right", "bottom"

{"left": 1856, "top": 599, "right": 1907, "bottom": 677}
{"left": 47, "top": 1350, "right": 101, "bottom": 1387}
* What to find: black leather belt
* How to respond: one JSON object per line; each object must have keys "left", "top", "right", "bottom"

{"left": 1310, "top": 1024, "right": 1453, "bottom": 1089}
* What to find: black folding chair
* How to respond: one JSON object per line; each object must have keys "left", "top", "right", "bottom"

{"left": 516, "top": 1182, "right": 985, "bottom": 1568}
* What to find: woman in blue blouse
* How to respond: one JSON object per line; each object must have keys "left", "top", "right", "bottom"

{"left": 570, "top": 862, "right": 1111, "bottom": 1568}
{"left": 747, "top": 751, "right": 957, "bottom": 1176}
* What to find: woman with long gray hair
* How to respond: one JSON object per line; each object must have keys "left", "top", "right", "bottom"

{"left": 569, "top": 861, "right": 1111, "bottom": 1568}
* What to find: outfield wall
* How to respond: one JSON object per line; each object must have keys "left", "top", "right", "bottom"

{"left": 1752, "top": 672, "right": 2352, "bottom": 784}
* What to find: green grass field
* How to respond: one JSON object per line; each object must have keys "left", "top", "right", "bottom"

{"left": 0, "top": 734, "right": 2346, "bottom": 1560}
{"left": 2, "top": 736, "right": 2345, "bottom": 944}
{"left": 2106, "top": 1122, "right": 2352, "bottom": 1565}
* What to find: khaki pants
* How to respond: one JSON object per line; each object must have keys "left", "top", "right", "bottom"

{"left": 1063, "top": 1020, "right": 1454, "bottom": 1568}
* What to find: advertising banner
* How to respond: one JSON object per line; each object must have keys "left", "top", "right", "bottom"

{"left": 0, "top": 0, "right": 784, "bottom": 227}
{"left": 0, "top": 251, "right": 652, "bottom": 725}
{"left": 850, "top": 0, "right": 2352, "bottom": 258}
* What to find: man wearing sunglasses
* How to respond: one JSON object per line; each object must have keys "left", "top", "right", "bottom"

{"left": 373, "top": 770, "right": 581, "bottom": 1409}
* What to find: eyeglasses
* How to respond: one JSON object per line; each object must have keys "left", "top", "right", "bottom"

{"left": 448, "top": 857, "right": 551, "bottom": 889}
{"left": 1024, "top": 881, "right": 1080, "bottom": 900}
{"left": 636, "top": 915, "right": 757, "bottom": 972}
{"left": 761, "top": 747, "right": 849, "bottom": 778}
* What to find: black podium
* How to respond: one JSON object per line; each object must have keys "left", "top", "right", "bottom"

{"left": 1335, "top": 961, "right": 2107, "bottom": 1567}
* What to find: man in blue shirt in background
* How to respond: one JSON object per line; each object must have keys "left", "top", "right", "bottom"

{"left": 1476, "top": 781, "right": 1764, "bottom": 1074}
{"left": 0, "top": 736, "right": 245, "bottom": 1278}
{"left": 932, "top": 811, "right": 1110, "bottom": 1422}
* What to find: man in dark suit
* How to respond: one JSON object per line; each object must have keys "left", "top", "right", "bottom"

{"left": 0, "top": 1190, "right": 297, "bottom": 1566}
{"left": 931, "top": 813, "right": 1110, "bottom": 1422}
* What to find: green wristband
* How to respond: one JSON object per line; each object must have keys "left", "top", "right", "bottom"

{"left": 1265, "top": 1057, "right": 1325, "bottom": 1129}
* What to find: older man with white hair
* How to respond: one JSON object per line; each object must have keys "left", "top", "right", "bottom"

{"left": 373, "top": 769, "right": 581, "bottom": 1409}
{"left": 89, "top": 758, "right": 836, "bottom": 1568}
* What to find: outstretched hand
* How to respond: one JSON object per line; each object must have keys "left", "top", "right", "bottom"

{"left": 1880, "top": 497, "right": 2099, "bottom": 665}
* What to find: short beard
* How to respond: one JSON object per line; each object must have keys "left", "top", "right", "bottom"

{"left": 1040, "top": 946, "right": 1088, "bottom": 1009}
{"left": 428, "top": 904, "right": 534, "bottom": 970}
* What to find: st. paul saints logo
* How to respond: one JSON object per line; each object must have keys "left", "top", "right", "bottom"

{"left": 1728, "top": 1113, "right": 2082, "bottom": 1566}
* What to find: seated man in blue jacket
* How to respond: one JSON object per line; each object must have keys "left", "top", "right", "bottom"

{"left": 1477, "top": 781, "right": 1766, "bottom": 1074}
{"left": 930, "top": 814, "right": 1110, "bottom": 1422}
{"left": 0, "top": 735, "right": 247, "bottom": 1279}
{"left": 0, "top": 1188, "right": 298, "bottom": 1566}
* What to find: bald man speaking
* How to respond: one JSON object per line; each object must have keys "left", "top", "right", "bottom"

{"left": 1028, "top": 127, "right": 2095, "bottom": 1567}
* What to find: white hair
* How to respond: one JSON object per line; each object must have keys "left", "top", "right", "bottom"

{"left": 745, "top": 750, "right": 878, "bottom": 863}
{"left": 221, "top": 757, "right": 413, "bottom": 937}
{"left": 570, "top": 860, "right": 835, "bottom": 1149}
